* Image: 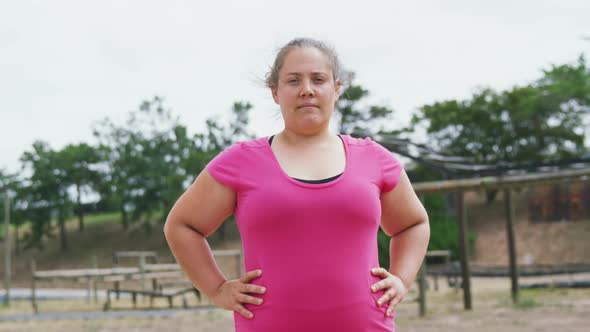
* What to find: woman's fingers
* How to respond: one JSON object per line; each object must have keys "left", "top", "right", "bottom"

{"left": 387, "top": 294, "right": 403, "bottom": 316}
{"left": 240, "top": 269, "right": 262, "bottom": 283}
{"left": 234, "top": 303, "right": 254, "bottom": 319}
{"left": 371, "top": 267, "right": 387, "bottom": 274}
{"left": 377, "top": 289, "right": 396, "bottom": 306}
{"left": 371, "top": 267, "right": 389, "bottom": 277}
{"left": 371, "top": 279, "right": 389, "bottom": 292}
{"left": 370, "top": 267, "right": 391, "bottom": 291}
{"left": 389, "top": 293, "right": 403, "bottom": 308}
{"left": 371, "top": 276, "right": 393, "bottom": 293}
{"left": 230, "top": 270, "right": 266, "bottom": 319}
{"left": 241, "top": 283, "right": 267, "bottom": 294}
{"left": 370, "top": 267, "right": 406, "bottom": 316}
{"left": 236, "top": 293, "right": 264, "bottom": 305}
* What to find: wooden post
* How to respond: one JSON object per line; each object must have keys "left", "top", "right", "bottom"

{"left": 504, "top": 189, "right": 519, "bottom": 303}
{"left": 417, "top": 194, "right": 427, "bottom": 316}
{"left": 456, "top": 191, "right": 472, "bottom": 310}
{"left": 3, "top": 194, "right": 10, "bottom": 306}
{"left": 150, "top": 278, "right": 157, "bottom": 306}
{"left": 139, "top": 254, "right": 146, "bottom": 290}
{"left": 91, "top": 255, "right": 98, "bottom": 303}
{"left": 418, "top": 262, "right": 427, "bottom": 317}
{"left": 31, "top": 259, "right": 38, "bottom": 313}
{"left": 104, "top": 290, "right": 111, "bottom": 311}
{"left": 132, "top": 292, "right": 137, "bottom": 308}
{"left": 139, "top": 254, "right": 146, "bottom": 303}
{"left": 86, "top": 275, "right": 92, "bottom": 303}
{"left": 115, "top": 281, "right": 120, "bottom": 299}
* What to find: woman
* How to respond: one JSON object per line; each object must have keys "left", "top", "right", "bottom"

{"left": 164, "top": 38, "right": 430, "bottom": 332}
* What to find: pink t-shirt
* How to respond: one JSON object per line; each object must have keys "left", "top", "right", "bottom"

{"left": 206, "top": 134, "right": 403, "bottom": 332}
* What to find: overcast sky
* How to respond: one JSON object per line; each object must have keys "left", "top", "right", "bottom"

{"left": 1, "top": 0, "right": 589, "bottom": 173}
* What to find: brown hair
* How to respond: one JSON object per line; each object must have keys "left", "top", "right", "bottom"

{"left": 264, "top": 38, "right": 348, "bottom": 89}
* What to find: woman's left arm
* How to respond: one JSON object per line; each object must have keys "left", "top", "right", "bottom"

{"left": 371, "top": 169, "right": 430, "bottom": 315}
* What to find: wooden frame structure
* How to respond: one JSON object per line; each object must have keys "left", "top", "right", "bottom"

{"left": 413, "top": 168, "right": 590, "bottom": 310}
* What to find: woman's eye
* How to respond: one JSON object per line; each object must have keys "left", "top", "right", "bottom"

{"left": 314, "top": 78, "right": 325, "bottom": 83}
{"left": 288, "top": 79, "right": 298, "bottom": 84}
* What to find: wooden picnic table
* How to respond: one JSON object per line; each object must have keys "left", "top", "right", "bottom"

{"left": 29, "top": 249, "right": 243, "bottom": 313}
{"left": 30, "top": 263, "right": 182, "bottom": 313}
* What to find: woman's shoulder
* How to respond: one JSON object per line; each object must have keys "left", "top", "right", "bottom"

{"left": 237, "top": 136, "right": 269, "bottom": 148}
{"left": 340, "top": 134, "right": 376, "bottom": 147}
{"left": 342, "top": 134, "right": 399, "bottom": 162}
{"left": 222, "top": 136, "right": 269, "bottom": 152}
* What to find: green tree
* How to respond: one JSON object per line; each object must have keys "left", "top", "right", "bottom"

{"left": 335, "top": 82, "right": 398, "bottom": 137}
{"left": 20, "top": 141, "right": 72, "bottom": 251}
{"left": 59, "top": 143, "right": 101, "bottom": 232}
{"left": 93, "top": 96, "right": 181, "bottom": 231}
{"left": 411, "top": 55, "right": 590, "bottom": 164}
{"left": 0, "top": 170, "right": 13, "bottom": 240}
{"left": 93, "top": 118, "right": 136, "bottom": 230}
{"left": 92, "top": 96, "right": 233, "bottom": 233}
{"left": 203, "top": 101, "right": 255, "bottom": 150}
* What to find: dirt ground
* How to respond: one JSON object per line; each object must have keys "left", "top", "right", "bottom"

{"left": 2, "top": 275, "right": 589, "bottom": 332}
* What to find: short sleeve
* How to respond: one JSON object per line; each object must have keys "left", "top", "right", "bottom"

{"left": 370, "top": 139, "right": 403, "bottom": 193}
{"left": 205, "top": 143, "right": 243, "bottom": 191}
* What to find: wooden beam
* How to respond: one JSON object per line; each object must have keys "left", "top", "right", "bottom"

{"left": 413, "top": 168, "right": 590, "bottom": 194}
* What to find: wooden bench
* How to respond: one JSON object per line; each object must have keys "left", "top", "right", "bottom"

{"left": 424, "top": 250, "right": 453, "bottom": 290}
{"left": 105, "top": 271, "right": 185, "bottom": 299}
{"left": 156, "top": 280, "right": 195, "bottom": 292}
{"left": 103, "top": 286, "right": 201, "bottom": 311}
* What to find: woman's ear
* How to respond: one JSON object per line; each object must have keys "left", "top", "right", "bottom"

{"left": 335, "top": 80, "right": 342, "bottom": 100}
{"left": 271, "top": 86, "right": 280, "bottom": 105}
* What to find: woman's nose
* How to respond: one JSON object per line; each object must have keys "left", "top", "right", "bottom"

{"left": 299, "top": 79, "right": 314, "bottom": 97}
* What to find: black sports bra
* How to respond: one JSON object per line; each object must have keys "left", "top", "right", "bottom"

{"left": 269, "top": 135, "right": 343, "bottom": 184}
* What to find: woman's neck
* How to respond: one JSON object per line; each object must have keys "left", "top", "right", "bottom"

{"left": 278, "top": 127, "right": 335, "bottom": 148}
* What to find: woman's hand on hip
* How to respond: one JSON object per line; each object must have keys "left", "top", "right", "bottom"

{"left": 370, "top": 267, "right": 408, "bottom": 316}
{"left": 210, "top": 269, "right": 266, "bottom": 319}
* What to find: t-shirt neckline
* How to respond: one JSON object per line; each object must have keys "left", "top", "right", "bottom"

{"left": 264, "top": 134, "right": 350, "bottom": 189}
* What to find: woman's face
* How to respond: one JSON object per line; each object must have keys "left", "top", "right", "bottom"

{"left": 271, "top": 47, "right": 341, "bottom": 132}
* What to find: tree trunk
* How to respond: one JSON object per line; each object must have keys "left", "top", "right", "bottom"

{"left": 59, "top": 210, "right": 68, "bottom": 252}
{"left": 77, "top": 184, "right": 85, "bottom": 232}
{"left": 120, "top": 204, "right": 129, "bottom": 230}
{"left": 78, "top": 209, "right": 85, "bottom": 232}
{"left": 15, "top": 224, "right": 20, "bottom": 255}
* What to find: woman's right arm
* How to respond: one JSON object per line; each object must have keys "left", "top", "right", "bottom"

{"left": 163, "top": 169, "right": 265, "bottom": 318}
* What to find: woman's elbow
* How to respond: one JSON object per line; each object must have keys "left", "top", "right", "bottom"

{"left": 163, "top": 215, "right": 175, "bottom": 240}
{"left": 163, "top": 212, "right": 185, "bottom": 240}
{"left": 422, "top": 217, "right": 431, "bottom": 241}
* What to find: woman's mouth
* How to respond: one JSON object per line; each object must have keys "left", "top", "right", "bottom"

{"left": 298, "top": 104, "right": 318, "bottom": 109}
